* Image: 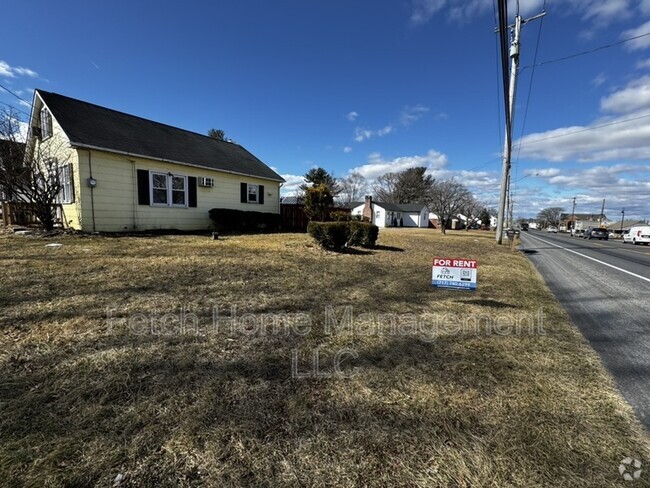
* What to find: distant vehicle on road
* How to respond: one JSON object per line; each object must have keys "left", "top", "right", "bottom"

{"left": 623, "top": 226, "right": 650, "bottom": 245}
{"left": 547, "top": 226, "right": 558, "bottom": 233}
{"left": 584, "top": 227, "right": 608, "bottom": 240}
{"left": 520, "top": 223, "right": 529, "bottom": 231}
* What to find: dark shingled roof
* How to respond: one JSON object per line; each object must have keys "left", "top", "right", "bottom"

{"left": 37, "top": 90, "right": 284, "bottom": 182}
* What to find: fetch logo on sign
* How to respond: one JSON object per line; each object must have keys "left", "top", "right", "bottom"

{"left": 432, "top": 258, "right": 478, "bottom": 291}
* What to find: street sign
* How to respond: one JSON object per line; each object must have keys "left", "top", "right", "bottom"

{"left": 432, "top": 257, "right": 478, "bottom": 291}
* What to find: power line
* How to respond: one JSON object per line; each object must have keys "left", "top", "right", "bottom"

{"left": 497, "top": 0, "right": 511, "bottom": 137}
{"left": 0, "top": 100, "right": 31, "bottom": 119}
{"left": 492, "top": 0, "right": 503, "bottom": 155}
{"left": 0, "top": 82, "right": 32, "bottom": 107}
{"left": 522, "top": 30, "right": 650, "bottom": 70}
{"left": 518, "top": 111, "right": 650, "bottom": 147}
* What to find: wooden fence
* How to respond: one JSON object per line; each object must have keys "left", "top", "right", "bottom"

{"left": 1, "top": 202, "right": 63, "bottom": 227}
{"left": 280, "top": 204, "right": 351, "bottom": 232}
{"left": 280, "top": 204, "right": 309, "bottom": 232}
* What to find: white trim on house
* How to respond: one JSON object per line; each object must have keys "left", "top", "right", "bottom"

{"left": 149, "top": 170, "right": 188, "bottom": 208}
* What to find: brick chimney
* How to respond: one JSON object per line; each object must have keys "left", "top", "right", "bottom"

{"left": 363, "top": 195, "right": 373, "bottom": 222}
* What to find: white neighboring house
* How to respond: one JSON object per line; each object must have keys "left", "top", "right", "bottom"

{"left": 348, "top": 197, "right": 429, "bottom": 228}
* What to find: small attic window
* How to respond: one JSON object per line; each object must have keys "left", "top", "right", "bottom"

{"left": 41, "top": 107, "right": 52, "bottom": 139}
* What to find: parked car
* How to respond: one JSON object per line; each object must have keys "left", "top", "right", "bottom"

{"left": 583, "top": 227, "right": 608, "bottom": 240}
{"left": 546, "top": 227, "right": 558, "bottom": 233}
{"left": 623, "top": 225, "right": 650, "bottom": 245}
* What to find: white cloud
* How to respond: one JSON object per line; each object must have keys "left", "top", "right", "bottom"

{"left": 347, "top": 111, "right": 359, "bottom": 122}
{"left": 524, "top": 168, "right": 561, "bottom": 178}
{"left": 636, "top": 58, "right": 650, "bottom": 69}
{"left": 641, "top": 0, "right": 650, "bottom": 14}
{"left": 600, "top": 75, "right": 650, "bottom": 113}
{"left": 0, "top": 60, "right": 38, "bottom": 79}
{"left": 351, "top": 149, "right": 448, "bottom": 180}
{"left": 279, "top": 173, "right": 306, "bottom": 196}
{"left": 591, "top": 73, "right": 607, "bottom": 87}
{"left": 517, "top": 75, "right": 650, "bottom": 162}
{"left": 411, "top": 0, "right": 636, "bottom": 27}
{"left": 411, "top": 0, "right": 544, "bottom": 25}
{"left": 354, "top": 125, "right": 394, "bottom": 142}
{"left": 517, "top": 165, "right": 650, "bottom": 218}
{"left": 343, "top": 146, "right": 352, "bottom": 153}
{"left": 377, "top": 125, "right": 393, "bottom": 136}
{"left": 581, "top": 0, "right": 632, "bottom": 25}
{"left": 622, "top": 20, "right": 650, "bottom": 50}
{"left": 0, "top": 61, "right": 12, "bottom": 78}
{"left": 400, "top": 104, "right": 430, "bottom": 126}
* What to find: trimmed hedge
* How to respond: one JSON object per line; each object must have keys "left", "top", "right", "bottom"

{"left": 349, "top": 221, "right": 379, "bottom": 247}
{"left": 308, "top": 221, "right": 379, "bottom": 251}
{"left": 209, "top": 208, "right": 281, "bottom": 233}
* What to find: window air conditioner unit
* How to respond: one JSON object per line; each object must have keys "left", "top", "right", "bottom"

{"left": 198, "top": 177, "right": 214, "bottom": 187}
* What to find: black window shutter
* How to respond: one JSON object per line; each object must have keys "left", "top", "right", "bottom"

{"left": 137, "top": 169, "right": 150, "bottom": 205}
{"left": 258, "top": 185, "right": 264, "bottom": 204}
{"left": 188, "top": 176, "right": 197, "bottom": 207}
{"left": 240, "top": 182, "right": 247, "bottom": 203}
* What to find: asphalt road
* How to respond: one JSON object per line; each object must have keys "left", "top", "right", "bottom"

{"left": 519, "top": 230, "right": 650, "bottom": 430}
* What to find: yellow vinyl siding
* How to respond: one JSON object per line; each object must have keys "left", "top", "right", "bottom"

{"left": 31, "top": 101, "right": 82, "bottom": 229}
{"left": 76, "top": 149, "right": 280, "bottom": 232}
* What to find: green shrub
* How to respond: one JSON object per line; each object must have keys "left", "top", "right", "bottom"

{"left": 349, "top": 221, "right": 379, "bottom": 247}
{"left": 308, "top": 221, "right": 379, "bottom": 251}
{"left": 331, "top": 210, "right": 352, "bottom": 222}
{"left": 209, "top": 208, "right": 281, "bottom": 233}
{"left": 308, "top": 221, "right": 351, "bottom": 251}
{"left": 304, "top": 184, "right": 334, "bottom": 221}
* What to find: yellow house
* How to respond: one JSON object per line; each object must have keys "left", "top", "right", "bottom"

{"left": 25, "top": 90, "right": 284, "bottom": 232}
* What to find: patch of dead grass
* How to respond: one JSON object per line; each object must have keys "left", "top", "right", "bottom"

{"left": 0, "top": 229, "right": 648, "bottom": 487}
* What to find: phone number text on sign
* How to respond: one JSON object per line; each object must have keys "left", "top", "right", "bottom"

{"left": 432, "top": 257, "right": 478, "bottom": 291}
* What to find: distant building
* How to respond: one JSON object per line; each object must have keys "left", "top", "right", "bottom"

{"left": 562, "top": 213, "right": 607, "bottom": 231}
{"left": 347, "top": 196, "right": 429, "bottom": 228}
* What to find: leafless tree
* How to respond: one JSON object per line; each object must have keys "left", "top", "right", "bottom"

{"left": 428, "top": 179, "right": 472, "bottom": 234}
{"left": 339, "top": 171, "right": 367, "bottom": 203}
{"left": 461, "top": 195, "right": 486, "bottom": 231}
{"left": 372, "top": 172, "right": 400, "bottom": 203}
{"left": 0, "top": 108, "right": 71, "bottom": 230}
{"left": 536, "top": 207, "right": 565, "bottom": 229}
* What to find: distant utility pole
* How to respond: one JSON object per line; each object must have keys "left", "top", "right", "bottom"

{"left": 495, "top": 5, "right": 546, "bottom": 244}
{"left": 599, "top": 198, "right": 605, "bottom": 227}
{"left": 571, "top": 197, "right": 576, "bottom": 231}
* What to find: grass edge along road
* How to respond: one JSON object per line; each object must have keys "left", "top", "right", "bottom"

{"left": 1, "top": 229, "right": 649, "bottom": 487}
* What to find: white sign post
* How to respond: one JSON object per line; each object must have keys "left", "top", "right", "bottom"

{"left": 431, "top": 257, "right": 478, "bottom": 291}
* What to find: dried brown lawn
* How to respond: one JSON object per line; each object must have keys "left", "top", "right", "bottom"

{"left": 0, "top": 228, "right": 648, "bottom": 487}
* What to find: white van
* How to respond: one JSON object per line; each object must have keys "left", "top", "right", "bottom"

{"left": 623, "top": 226, "right": 650, "bottom": 245}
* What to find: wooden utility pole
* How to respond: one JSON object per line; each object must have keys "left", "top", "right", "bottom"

{"left": 570, "top": 197, "right": 576, "bottom": 232}
{"left": 599, "top": 198, "right": 605, "bottom": 227}
{"left": 495, "top": 5, "right": 546, "bottom": 244}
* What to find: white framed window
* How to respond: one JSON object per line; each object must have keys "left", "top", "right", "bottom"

{"left": 57, "top": 163, "right": 74, "bottom": 204}
{"left": 150, "top": 172, "right": 187, "bottom": 207}
{"left": 41, "top": 108, "right": 52, "bottom": 139}
{"left": 247, "top": 184, "right": 258, "bottom": 203}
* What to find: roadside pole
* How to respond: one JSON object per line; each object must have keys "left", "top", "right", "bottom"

{"left": 495, "top": 7, "right": 546, "bottom": 244}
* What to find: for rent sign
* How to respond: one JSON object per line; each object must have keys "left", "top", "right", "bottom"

{"left": 431, "top": 257, "right": 478, "bottom": 291}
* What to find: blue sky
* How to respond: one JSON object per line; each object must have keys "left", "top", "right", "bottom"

{"left": 2, "top": 0, "right": 650, "bottom": 219}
